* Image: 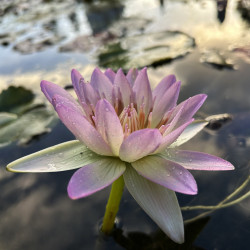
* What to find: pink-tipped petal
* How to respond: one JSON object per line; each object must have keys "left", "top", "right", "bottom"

{"left": 163, "top": 150, "right": 235, "bottom": 170}
{"left": 71, "top": 69, "right": 84, "bottom": 102}
{"left": 119, "top": 129, "right": 162, "bottom": 162}
{"left": 95, "top": 99, "right": 124, "bottom": 156}
{"left": 41, "top": 80, "right": 78, "bottom": 106}
{"left": 90, "top": 67, "right": 113, "bottom": 103}
{"left": 104, "top": 68, "right": 116, "bottom": 83}
{"left": 169, "top": 94, "right": 207, "bottom": 127}
{"left": 124, "top": 165, "right": 184, "bottom": 243}
{"left": 71, "top": 69, "right": 100, "bottom": 107}
{"left": 163, "top": 99, "right": 188, "bottom": 135}
{"left": 52, "top": 95, "right": 113, "bottom": 156}
{"left": 132, "top": 68, "right": 153, "bottom": 116}
{"left": 68, "top": 158, "right": 126, "bottom": 199}
{"left": 114, "top": 68, "right": 133, "bottom": 107}
{"left": 126, "top": 68, "right": 138, "bottom": 87}
{"left": 151, "top": 81, "right": 181, "bottom": 128}
{"left": 153, "top": 74, "right": 176, "bottom": 106}
{"left": 82, "top": 82, "right": 100, "bottom": 106}
{"left": 132, "top": 155, "right": 197, "bottom": 195}
{"left": 155, "top": 119, "right": 194, "bottom": 153}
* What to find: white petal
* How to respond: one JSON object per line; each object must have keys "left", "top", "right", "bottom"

{"left": 7, "top": 140, "right": 101, "bottom": 172}
{"left": 170, "top": 120, "right": 208, "bottom": 148}
{"left": 124, "top": 165, "right": 184, "bottom": 244}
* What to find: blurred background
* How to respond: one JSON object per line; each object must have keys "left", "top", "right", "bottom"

{"left": 0, "top": 0, "right": 250, "bottom": 249}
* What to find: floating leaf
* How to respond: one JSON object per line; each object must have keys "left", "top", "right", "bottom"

{"left": 97, "top": 30, "right": 195, "bottom": 71}
{"left": 200, "top": 49, "right": 235, "bottom": 70}
{"left": 0, "top": 106, "right": 57, "bottom": 147}
{"left": 0, "top": 112, "right": 17, "bottom": 127}
{"left": 0, "top": 86, "right": 34, "bottom": 114}
{"left": 205, "top": 113, "right": 233, "bottom": 131}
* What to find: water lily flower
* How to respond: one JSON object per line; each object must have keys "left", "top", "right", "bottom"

{"left": 7, "top": 67, "right": 234, "bottom": 244}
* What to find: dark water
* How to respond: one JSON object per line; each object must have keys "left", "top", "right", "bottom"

{"left": 0, "top": 0, "right": 250, "bottom": 249}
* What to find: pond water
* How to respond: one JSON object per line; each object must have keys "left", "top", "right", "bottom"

{"left": 0, "top": 0, "right": 250, "bottom": 249}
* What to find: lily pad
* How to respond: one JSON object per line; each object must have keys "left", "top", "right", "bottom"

{"left": 0, "top": 106, "right": 56, "bottom": 147}
{"left": 0, "top": 112, "right": 18, "bottom": 128}
{"left": 0, "top": 86, "right": 34, "bottom": 114}
{"left": 0, "top": 86, "right": 57, "bottom": 147}
{"left": 97, "top": 30, "right": 195, "bottom": 71}
{"left": 200, "top": 49, "right": 235, "bottom": 70}
{"left": 205, "top": 113, "right": 233, "bottom": 131}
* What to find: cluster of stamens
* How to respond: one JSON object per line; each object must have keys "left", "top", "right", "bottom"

{"left": 118, "top": 103, "right": 152, "bottom": 138}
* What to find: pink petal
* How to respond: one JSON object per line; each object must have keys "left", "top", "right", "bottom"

{"left": 169, "top": 94, "right": 207, "bottom": 128}
{"left": 81, "top": 82, "right": 100, "bottom": 106}
{"left": 68, "top": 158, "right": 126, "bottom": 199}
{"left": 90, "top": 67, "right": 113, "bottom": 103}
{"left": 52, "top": 95, "right": 113, "bottom": 156}
{"left": 104, "top": 68, "right": 116, "bottom": 83}
{"left": 132, "top": 155, "right": 197, "bottom": 194}
{"left": 151, "top": 81, "right": 181, "bottom": 128}
{"left": 71, "top": 69, "right": 85, "bottom": 102}
{"left": 124, "top": 165, "right": 184, "bottom": 243}
{"left": 41, "top": 80, "right": 78, "bottom": 107}
{"left": 114, "top": 68, "right": 133, "bottom": 107}
{"left": 155, "top": 119, "right": 194, "bottom": 153}
{"left": 153, "top": 74, "right": 176, "bottom": 106}
{"left": 163, "top": 99, "right": 188, "bottom": 135}
{"left": 95, "top": 99, "right": 124, "bottom": 156}
{"left": 164, "top": 150, "right": 235, "bottom": 170}
{"left": 119, "top": 129, "right": 162, "bottom": 162}
{"left": 132, "top": 67, "right": 153, "bottom": 116}
{"left": 71, "top": 69, "right": 100, "bottom": 107}
{"left": 126, "top": 68, "right": 138, "bottom": 87}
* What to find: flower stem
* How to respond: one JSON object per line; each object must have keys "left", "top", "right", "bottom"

{"left": 101, "top": 175, "right": 125, "bottom": 234}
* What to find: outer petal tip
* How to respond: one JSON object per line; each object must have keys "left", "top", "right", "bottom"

{"left": 197, "top": 94, "right": 207, "bottom": 105}
{"left": 225, "top": 161, "right": 235, "bottom": 170}
{"left": 67, "top": 159, "right": 126, "bottom": 199}
{"left": 40, "top": 80, "right": 54, "bottom": 103}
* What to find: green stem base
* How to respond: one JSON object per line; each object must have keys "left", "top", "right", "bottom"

{"left": 101, "top": 175, "right": 125, "bottom": 234}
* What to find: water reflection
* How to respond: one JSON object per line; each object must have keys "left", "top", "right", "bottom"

{"left": 237, "top": 0, "right": 250, "bottom": 24}
{"left": 84, "top": 1, "right": 124, "bottom": 35}
{"left": 1, "top": 0, "right": 250, "bottom": 249}
{"left": 217, "top": 0, "right": 228, "bottom": 23}
{"left": 110, "top": 216, "right": 210, "bottom": 250}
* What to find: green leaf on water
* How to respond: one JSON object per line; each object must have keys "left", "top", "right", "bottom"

{"left": 0, "top": 106, "right": 57, "bottom": 147}
{"left": 0, "top": 86, "right": 34, "bottom": 114}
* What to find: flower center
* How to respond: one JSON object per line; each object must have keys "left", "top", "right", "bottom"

{"left": 119, "top": 103, "right": 152, "bottom": 137}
